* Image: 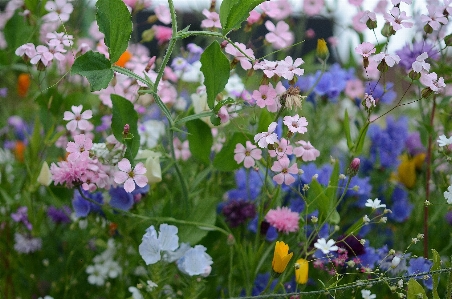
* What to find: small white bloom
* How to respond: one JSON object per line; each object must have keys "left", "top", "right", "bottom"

{"left": 146, "top": 280, "right": 158, "bottom": 291}
{"left": 129, "top": 286, "right": 144, "bottom": 299}
{"left": 365, "top": 198, "right": 386, "bottom": 209}
{"left": 363, "top": 215, "right": 370, "bottom": 223}
{"left": 437, "top": 135, "right": 452, "bottom": 147}
{"left": 444, "top": 185, "right": 452, "bottom": 204}
{"left": 361, "top": 289, "right": 376, "bottom": 299}
{"left": 314, "top": 238, "right": 339, "bottom": 254}
{"left": 391, "top": 256, "right": 401, "bottom": 268}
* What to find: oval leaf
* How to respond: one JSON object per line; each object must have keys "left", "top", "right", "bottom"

{"left": 220, "top": 0, "right": 266, "bottom": 35}
{"left": 186, "top": 119, "right": 213, "bottom": 165}
{"left": 71, "top": 51, "right": 113, "bottom": 91}
{"left": 96, "top": 0, "right": 132, "bottom": 63}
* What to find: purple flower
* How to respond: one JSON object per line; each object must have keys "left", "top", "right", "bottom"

{"left": 356, "top": 245, "right": 379, "bottom": 270}
{"left": 109, "top": 186, "right": 134, "bottom": 211}
{"left": 336, "top": 235, "right": 365, "bottom": 256}
{"left": 364, "top": 81, "right": 396, "bottom": 104}
{"left": 11, "top": 206, "right": 32, "bottom": 230}
{"left": 405, "top": 132, "right": 426, "bottom": 156}
{"left": 396, "top": 41, "right": 439, "bottom": 71}
{"left": 0, "top": 87, "right": 7, "bottom": 97}
{"left": 72, "top": 189, "right": 103, "bottom": 217}
{"left": 252, "top": 273, "right": 277, "bottom": 296}
{"left": 227, "top": 168, "right": 263, "bottom": 201}
{"left": 47, "top": 206, "right": 72, "bottom": 224}
{"left": 408, "top": 257, "right": 433, "bottom": 289}
{"left": 14, "top": 233, "right": 42, "bottom": 254}
{"left": 222, "top": 200, "right": 256, "bottom": 227}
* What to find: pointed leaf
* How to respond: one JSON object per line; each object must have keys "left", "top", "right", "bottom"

{"left": 431, "top": 249, "right": 440, "bottom": 299}
{"left": 4, "top": 12, "right": 33, "bottom": 57}
{"left": 407, "top": 279, "right": 428, "bottom": 299}
{"left": 96, "top": 0, "right": 132, "bottom": 63}
{"left": 200, "top": 41, "right": 230, "bottom": 109}
{"left": 344, "top": 109, "right": 353, "bottom": 149}
{"left": 220, "top": 0, "right": 266, "bottom": 35}
{"left": 71, "top": 51, "right": 113, "bottom": 91}
{"left": 355, "top": 122, "right": 369, "bottom": 155}
{"left": 111, "top": 94, "right": 140, "bottom": 162}
{"left": 186, "top": 119, "right": 213, "bottom": 165}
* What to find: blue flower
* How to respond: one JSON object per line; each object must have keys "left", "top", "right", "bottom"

{"left": 72, "top": 189, "right": 103, "bottom": 217}
{"left": 251, "top": 273, "right": 277, "bottom": 296}
{"left": 408, "top": 257, "right": 433, "bottom": 289}
{"left": 227, "top": 168, "right": 263, "bottom": 201}
{"left": 389, "top": 186, "right": 413, "bottom": 222}
{"left": 365, "top": 81, "right": 396, "bottom": 104}
{"left": 109, "top": 186, "right": 134, "bottom": 211}
{"left": 247, "top": 217, "right": 278, "bottom": 241}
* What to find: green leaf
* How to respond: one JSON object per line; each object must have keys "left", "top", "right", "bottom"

{"left": 344, "top": 109, "right": 353, "bottom": 150}
{"left": 213, "top": 132, "right": 253, "bottom": 171}
{"left": 111, "top": 94, "right": 140, "bottom": 162}
{"left": 200, "top": 41, "right": 230, "bottom": 109}
{"left": 354, "top": 122, "right": 369, "bottom": 155}
{"left": 257, "top": 108, "right": 273, "bottom": 134}
{"left": 309, "top": 179, "right": 339, "bottom": 224}
{"left": 71, "top": 51, "right": 113, "bottom": 91}
{"left": 186, "top": 119, "right": 213, "bottom": 165}
{"left": 220, "top": 0, "right": 266, "bottom": 35}
{"left": 4, "top": 12, "right": 33, "bottom": 57}
{"left": 407, "top": 279, "right": 428, "bottom": 299}
{"left": 95, "top": 0, "right": 132, "bottom": 63}
{"left": 431, "top": 249, "right": 440, "bottom": 299}
{"left": 178, "top": 197, "right": 217, "bottom": 245}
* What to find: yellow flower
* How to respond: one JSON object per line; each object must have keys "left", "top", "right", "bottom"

{"left": 397, "top": 153, "right": 425, "bottom": 189}
{"left": 272, "top": 241, "right": 293, "bottom": 274}
{"left": 295, "top": 258, "right": 309, "bottom": 284}
{"left": 316, "top": 38, "right": 329, "bottom": 61}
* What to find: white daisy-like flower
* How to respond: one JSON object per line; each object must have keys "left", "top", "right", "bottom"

{"left": 437, "top": 135, "right": 452, "bottom": 147}
{"left": 365, "top": 198, "right": 386, "bottom": 209}
{"left": 444, "top": 185, "right": 452, "bottom": 204}
{"left": 361, "top": 289, "right": 376, "bottom": 299}
{"left": 314, "top": 238, "right": 338, "bottom": 254}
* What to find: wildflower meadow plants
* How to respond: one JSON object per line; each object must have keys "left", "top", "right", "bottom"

{"left": 2, "top": 0, "right": 452, "bottom": 298}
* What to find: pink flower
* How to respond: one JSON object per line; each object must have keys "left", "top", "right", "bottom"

{"left": 349, "top": 0, "right": 363, "bottom": 6}
{"left": 201, "top": 9, "right": 221, "bottom": 29}
{"left": 355, "top": 42, "right": 376, "bottom": 58}
{"left": 155, "top": 4, "right": 171, "bottom": 25}
{"left": 372, "top": 53, "right": 401, "bottom": 67}
{"left": 345, "top": 79, "right": 364, "bottom": 99}
{"left": 254, "top": 122, "right": 278, "bottom": 148}
{"left": 63, "top": 105, "right": 93, "bottom": 132}
{"left": 234, "top": 141, "right": 262, "bottom": 168}
{"left": 303, "top": 0, "right": 324, "bottom": 16}
{"left": 363, "top": 93, "right": 376, "bottom": 109}
{"left": 30, "top": 45, "right": 53, "bottom": 66}
{"left": 420, "top": 72, "right": 446, "bottom": 93}
{"left": 293, "top": 140, "right": 320, "bottom": 161}
{"left": 253, "top": 59, "right": 278, "bottom": 78}
{"left": 66, "top": 134, "right": 93, "bottom": 162}
{"left": 421, "top": 5, "right": 448, "bottom": 30}
{"left": 411, "top": 52, "right": 430, "bottom": 73}
{"left": 44, "top": 0, "right": 73, "bottom": 23}
{"left": 269, "top": 138, "right": 293, "bottom": 160}
{"left": 173, "top": 137, "right": 191, "bottom": 161}
{"left": 247, "top": 10, "right": 261, "bottom": 25}
{"left": 15, "top": 43, "right": 36, "bottom": 60}
{"left": 383, "top": 7, "right": 413, "bottom": 31}
{"left": 265, "top": 21, "right": 294, "bottom": 49}
{"left": 265, "top": 206, "right": 299, "bottom": 233}
{"left": 253, "top": 83, "right": 277, "bottom": 108}
{"left": 352, "top": 11, "right": 368, "bottom": 32}
{"left": 271, "top": 157, "right": 298, "bottom": 185}
{"left": 360, "top": 10, "right": 377, "bottom": 23}
{"left": 275, "top": 56, "right": 304, "bottom": 80}
{"left": 260, "top": 0, "right": 292, "bottom": 20}
{"left": 152, "top": 25, "right": 172, "bottom": 45}
{"left": 283, "top": 114, "right": 308, "bottom": 134}
{"left": 50, "top": 159, "right": 89, "bottom": 188}
{"left": 225, "top": 42, "right": 255, "bottom": 70}
{"left": 114, "top": 158, "right": 148, "bottom": 193}
{"left": 266, "top": 82, "right": 285, "bottom": 113}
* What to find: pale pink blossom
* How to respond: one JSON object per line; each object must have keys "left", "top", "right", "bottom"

{"left": 63, "top": 105, "right": 93, "bottom": 132}
{"left": 360, "top": 10, "right": 377, "bottom": 23}
{"left": 225, "top": 42, "right": 255, "bottom": 70}
{"left": 253, "top": 59, "right": 278, "bottom": 78}
{"left": 155, "top": 4, "right": 171, "bottom": 24}
{"left": 265, "top": 207, "right": 300, "bottom": 233}
{"left": 15, "top": 43, "right": 36, "bottom": 60}
{"left": 374, "top": 0, "right": 388, "bottom": 14}
{"left": 352, "top": 11, "right": 368, "bottom": 32}
{"left": 234, "top": 141, "right": 262, "bottom": 168}
{"left": 44, "top": 0, "right": 73, "bottom": 23}
{"left": 30, "top": 45, "right": 53, "bottom": 66}
{"left": 253, "top": 83, "right": 277, "bottom": 108}
{"left": 420, "top": 72, "right": 446, "bottom": 93}
{"left": 411, "top": 52, "right": 430, "bottom": 73}
{"left": 217, "top": 106, "right": 230, "bottom": 124}
{"left": 50, "top": 159, "right": 89, "bottom": 188}
{"left": 391, "top": 0, "right": 412, "bottom": 5}
{"left": 47, "top": 39, "right": 67, "bottom": 61}
{"left": 349, "top": 0, "right": 363, "bottom": 6}
{"left": 293, "top": 140, "right": 320, "bottom": 161}
{"left": 254, "top": 122, "right": 278, "bottom": 148}
{"left": 303, "top": 0, "right": 324, "bottom": 16}
{"left": 265, "top": 20, "right": 294, "bottom": 49}
{"left": 173, "top": 137, "right": 191, "bottom": 161}
{"left": 260, "top": 0, "right": 292, "bottom": 20}
{"left": 363, "top": 93, "right": 376, "bottom": 109}
{"left": 152, "top": 25, "right": 172, "bottom": 45}
{"left": 269, "top": 138, "right": 293, "bottom": 160}
{"left": 271, "top": 157, "right": 298, "bottom": 185}
{"left": 46, "top": 31, "right": 73, "bottom": 47}
{"left": 283, "top": 114, "right": 308, "bottom": 134}
{"left": 345, "top": 79, "right": 364, "bottom": 99}
{"left": 372, "top": 53, "right": 400, "bottom": 67}
{"left": 384, "top": 7, "right": 413, "bottom": 31}
{"left": 201, "top": 9, "right": 221, "bottom": 29}
{"left": 421, "top": 5, "right": 448, "bottom": 30}
{"left": 355, "top": 42, "right": 376, "bottom": 57}
{"left": 247, "top": 10, "right": 261, "bottom": 25}
{"left": 66, "top": 134, "right": 93, "bottom": 162}
{"left": 266, "top": 82, "right": 285, "bottom": 113}
{"left": 114, "top": 158, "right": 148, "bottom": 193}
{"left": 275, "top": 56, "right": 304, "bottom": 80}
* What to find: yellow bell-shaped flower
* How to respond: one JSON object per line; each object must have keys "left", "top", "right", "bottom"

{"left": 295, "top": 258, "right": 309, "bottom": 284}
{"left": 272, "top": 241, "right": 293, "bottom": 275}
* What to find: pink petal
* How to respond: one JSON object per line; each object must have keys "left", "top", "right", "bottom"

{"left": 134, "top": 174, "right": 148, "bottom": 187}
{"left": 243, "top": 156, "right": 255, "bottom": 168}
{"left": 273, "top": 173, "right": 284, "bottom": 185}
{"left": 124, "top": 178, "right": 136, "bottom": 193}
{"left": 114, "top": 171, "right": 128, "bottom": 184}
{"left": 133, "top": 163, "right": 147, "bottom": 175}
{"left": 63, "top": 111, "right": 74, "bottom": 120}
{"left": 284, "top": 174, "right": 295, "bottom": 185}
{"left": 234, "top": 152, "right": 245, "bottom": 164}
{"left": 118, "top": 158, "right": 131, "bottom": 172}
{"left": 78, "top": 119, "right": 90, "bottom": 130}
{"left": 66, "top": 120, "right": 77, "bottom": 132}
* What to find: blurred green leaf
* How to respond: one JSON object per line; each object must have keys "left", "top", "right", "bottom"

{"left": 71, "top": 51, "right": 113, "bottom": 91}
{"left": 4, "top": 12, "right": 33, "bottom": 58}
{"left": 186, "top": 119, "right": 213, "bottom": 165}
{"left": 95, "top": 0, "right": 132, "bottom": 63}
{"left": 111, "top": 94, "right": 140, "bottom": 162}
{"left": 213, "top": 132, "right": 252, "bottom": 171}
{"left": 354, "top": 122, "right": 369, "bottom": 155}
{"left": 431, "top": 249, "right": 440, "bottom": 299}
{"left": 200, "top": 41, "right": 230, "bottom": 109}
{"left": 344, "top": 109, "right": 353, "bottom": 150}
{"left": 220, "top": 0, "right": 265, "bottom": 35}
{"left": 407, "top": 279, "right": 428, "bottom": 299}
{"left": 178, "top": 197, "right": 217, "bottom": 245}
{"left": 257, "top": 108, "right": 273, "bottom": 134}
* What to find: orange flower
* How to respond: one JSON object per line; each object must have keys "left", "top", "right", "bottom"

{"left": 14, "top": 141, "right": 26, "bottom": 162}
{"left": 272, "top": 241, "right": 293, "bottom": 275}
{"left": 114, "top": 50, "right": 132, "bottom": 67}
{"left": 17, "top": 73, "right": 31, "bottom": 97}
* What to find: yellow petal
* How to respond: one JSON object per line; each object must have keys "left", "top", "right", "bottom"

{"left": 295, "top": 258, "right": 309, "bottom": 284}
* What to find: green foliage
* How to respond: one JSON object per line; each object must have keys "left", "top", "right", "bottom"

{"left": 431, "top": 249, "right": 441, "bottom": 299}
{"left": 219, "top": 0, "right": 266, "bottom": 35}
{"left": 95, "top": 0, "right": 132, "bottom": 63}
{"left": 186, "top": 119, "right": 213, "bottom": 165}
{"left": 344, "top": 109, "right": 353, "bottom": 150}
{"left": 111, "top": 94, "right": 140, "bottom": 162}
{"left": 213, "top": 132, "right": 253, "bottom": 171}
{"left": 71, "top": 51, "right": 113, "bottom": 91}
{"left": 4, "top": 12, "right": 33, "bottom": 59}
{"left": 200, "top": 41, "right": 230, "bottom": 109}
{"left": 407, "top": 279, "right": 428, "bottom": 299}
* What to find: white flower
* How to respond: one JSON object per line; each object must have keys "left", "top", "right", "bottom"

{"left": 365, "top": 198, "right": 386, "bottom": 209}
{"left": 86, "top": 264, "right": 107, "bottom": 286}
{"left": 361, "top": 289, "right": 376, "bottom": 299}
{"left": 363, "top": 215, "right": 370, "bottom": 223}
{"left": 139, "top": 120, "right": 165, "bottom": 149}
{"left": 437, "top": 135, "right": 452, "bottom": 147}
{"left": 314, "top": 238, "right": 339, "bottom": 254}
{"left": 139, "top": 224, "right": 179, "bottom": 265}
{"left": 391, "top": 256, "right": 401, "bottom": 268}
{"left": 146, "top": 280, "right": 158, "bottom": 291}
{"left": 37, "top": 161, "right": 52, "bottom": 186}
{"left": 128, "top": 286, "right": 144, "bottom": 299}
{"left": 177, "top": 245, "right": 213, "bottom": 276}
{"left": 444, "top": 185, "right": 452, "bottom": 204}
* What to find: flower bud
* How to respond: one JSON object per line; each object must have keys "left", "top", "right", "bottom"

{"left": 424, "top": 23, "right": 433, "bottom": 34}
{"left": 421, "top": 87, "right": 433, "bottom": 99}
{"left": 377, "top": 60, "right": 389, "bottom": 73}
{"left": 381, "top": 23, "right": 395, "bottom": 37}
{"left": 295, "top": 258, "right": 309, "bottom": 284}
{"left": 346, "top": 158, "right": 360, "bottom": 177}
{"left": 316, "top": 38, "right": 329, "bottom": 61}
{"left": 409, "top": 70, "right": 421, "bottom": 80}
{"left": 391, "top": 256, "right": 401, "bottom": 268}
{"left": 37, "top": 161, "right": 52, "bottom": 186}
{"left": 444, "top": 33, "right": 452, "bottom": 47}
{"left": 366, "top": 19, "right": 377, "bottom": 30}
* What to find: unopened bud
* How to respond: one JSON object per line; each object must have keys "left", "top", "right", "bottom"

{"left": 381, "top": 23, "right": 395, "bottom": 37}
{"left": 220, "top": 40, "right": 228, "bottom": 48}
{"left": 409, "top": 70, "right": 421, "bottom": 80}
{"left": 445, "top": 33, "right": 452, "bottom": 47}
{"left": 424, "top": 23, "right": 433, "bottom": 34}
{"left": 421, "top": 87, "right": 433, "bottom": 99}
{"left": 123, "top": 124, "right": 130, "bottom": 135}
{"left": 366, "top": 19, "right": 377, "bottom": 30}
{"left": 145, "top": 56, "right": 157, "bottom": 72}
{"left": 316, "top": 38, "right": 329, "bottom": 61}
{"left": 377, "top": 60, "right": 389, "bottom": 72}
{"left": 346, "top": 158, "right": 360, "bottom": 177}
{"left": 391, "top": 256, "right": 401, "bottom": 268}
{"left": 363, "top": 57, "right": 369, "bottom": 69}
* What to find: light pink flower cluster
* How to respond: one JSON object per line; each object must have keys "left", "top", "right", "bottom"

{"left": 265, "top": 207, "right": 300, "bottom": 233}
{"left": 254, "top": 57, "right": 304, "bottom": 80}
{"left": 224, "top": 42, "right": 255, "bottom": 70}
